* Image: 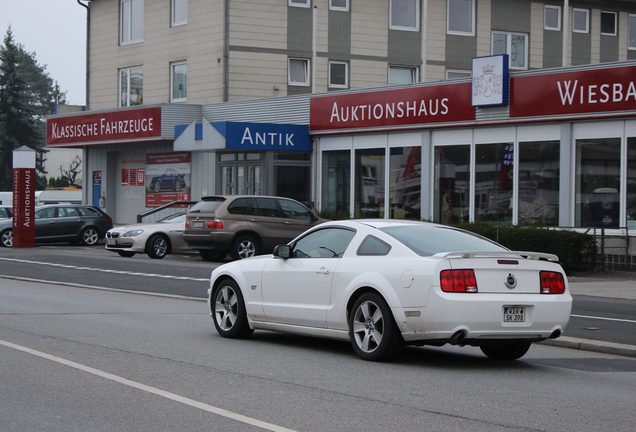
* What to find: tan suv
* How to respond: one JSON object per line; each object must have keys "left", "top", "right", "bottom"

{"left": 183, "top": 195, "right": 325, "bottom": 260}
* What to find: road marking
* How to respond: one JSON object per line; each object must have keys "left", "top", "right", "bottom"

{"left": 571, "top": 314, "right": 636, "bottom": 324}
{"left": 0, "top": 338, "right": 296, "bottom": 432}
{"left": 0, "top": 257, "right": 208, "bottom": 282}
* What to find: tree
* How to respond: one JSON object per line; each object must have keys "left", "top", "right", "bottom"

{"left": 0, "top": 28, "right": 67, "bottom": 190}
{"left": 58, "top": 155, "right": 82, "bottom": 188}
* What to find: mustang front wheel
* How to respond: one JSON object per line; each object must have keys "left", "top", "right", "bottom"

{"left": 211, "top": 279, "right": 253, "bottom": 338}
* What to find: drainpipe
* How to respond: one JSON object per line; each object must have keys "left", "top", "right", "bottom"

{"left": 76, "top": 0, "right": 90, "bottom": 110}
{"left": 312, "top": 5, "right": 317, "bottom": 93}
{"left": 562, "top": 0, "right": 569, "bottom": 67}
{"left": 223, "top": 0, "right": 229, "bottom": 101}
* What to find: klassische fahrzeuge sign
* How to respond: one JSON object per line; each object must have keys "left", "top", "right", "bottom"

{"left": 46, "top": 107, "right": 162, "bottom": 146}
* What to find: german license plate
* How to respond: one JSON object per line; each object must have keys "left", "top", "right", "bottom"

{"left": 106, "top": 239, "right": 117, "bottom": 246}
{"left": 192, "top": 221, "right": 204, "bottom": 229}
{"left": 503, "top": 306, "right": 525, "bottom": 323}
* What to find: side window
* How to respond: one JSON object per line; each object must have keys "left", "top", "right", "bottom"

{"left": 36, "top": 207, "right": 56, "bottom": 219}
{"left": 77, "top": 207, "right": 100, "bottom": 216}
{"left": 256, "top": 198, "right": 282, "bottom": 218}
{"left": 59, "top": 207, "right": 79, "bottom": 217}
{"left": 292, "top": 227, "right": 356, "bottom": 258}
{"left": 227, "top": 198, "right": 252, "bottom": 215}
{"left": 279, "top": 199, "right": 312, "bottom": 221}
{"left": 357, "top": 235, "right": 392, "bottom": 256}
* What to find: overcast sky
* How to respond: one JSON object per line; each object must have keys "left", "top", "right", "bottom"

{"left": 1, "top": 0, "right": 87, "bottom": 106}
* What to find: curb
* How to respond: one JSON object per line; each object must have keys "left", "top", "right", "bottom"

{"left": 540, "top": 336, "right": 636, "bottom": 359}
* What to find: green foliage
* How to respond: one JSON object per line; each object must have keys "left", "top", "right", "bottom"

{"left": 451, "top": 222, "right": 598, "bottom": 274}
{"left": 0, "top": 28, "right": 66, "bottom": 190}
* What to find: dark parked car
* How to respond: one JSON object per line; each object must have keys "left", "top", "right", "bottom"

{"left": 183, "top": 195, "right": 325, "bottom": 261}
{"left": 0, "top": 204, "right": 113, "bottom": 248}
{"left": 149, "top": 168, "right": 186, "bottom": 192}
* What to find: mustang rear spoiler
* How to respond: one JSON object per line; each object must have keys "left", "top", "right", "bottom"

{"left": 433, "top": 250, "right": 560, "bottom": 262}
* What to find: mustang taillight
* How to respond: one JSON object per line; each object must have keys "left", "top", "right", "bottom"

{"left": 440, "top": 269, "right": 478, "bottom": 293}
{"left": 540, "top": 271, "right": 565, "bottom": 294}
{"left": 207, "top": 219, "right": 224, "bottom": 229}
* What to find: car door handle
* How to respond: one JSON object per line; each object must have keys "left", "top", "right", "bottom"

{"left": 316, "top": 267, "right": 331, "bottom": 275}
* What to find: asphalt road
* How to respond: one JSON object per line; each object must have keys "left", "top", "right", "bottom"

{"left": 1, "top": 277, "right": 635, "bottom": 432}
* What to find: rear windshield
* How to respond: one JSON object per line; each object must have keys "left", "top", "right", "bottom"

{"left": 188, "top": 198, "right": 225, "bottom": 214}
{"left": 380, "top": 225, "right": 507, "bottom": 256}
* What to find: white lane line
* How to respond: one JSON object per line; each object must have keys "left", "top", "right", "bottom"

{"left": 0, "top": 257, "right": 208, "bottom": 282}
{"left": 0, "top": 338, "right": 296, "bottom": 432}
{"left": 571, "top": 314, "right": 636, "bottom": 324}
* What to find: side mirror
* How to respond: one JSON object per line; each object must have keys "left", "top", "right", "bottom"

{"left": 273, "top": 244, "right": 291, "bottom": 259}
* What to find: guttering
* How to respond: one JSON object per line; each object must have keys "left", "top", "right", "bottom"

{"left": 76, "top": 0, "right": 91, "bottom": 110}
{"left": 223, "top": 0, "right": 229, "bottom": 102}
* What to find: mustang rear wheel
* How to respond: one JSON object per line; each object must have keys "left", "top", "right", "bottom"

{"left": 480, "top": 341, "right": 532, "bottom": 361}
{"left": 211, "top": 279, "right": 253, "bottom": 338}
{"left": 349, "top": 293, "right": 402, "bottom": 361}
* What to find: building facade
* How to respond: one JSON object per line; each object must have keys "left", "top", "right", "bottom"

{"left": 46, "top": 0, "right": 636, "bottom": 229}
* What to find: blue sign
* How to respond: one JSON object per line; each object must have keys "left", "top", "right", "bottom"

{"left": 216, "top": 122, "right": 311, "bottom": 153}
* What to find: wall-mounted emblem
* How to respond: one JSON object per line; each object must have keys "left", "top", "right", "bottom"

{"left": 472, "top": 54, "right": 509, "bottom": 107}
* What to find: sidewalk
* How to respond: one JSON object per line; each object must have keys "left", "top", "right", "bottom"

{"left": 541, "top": 272, "right": 636, "bottom": 358}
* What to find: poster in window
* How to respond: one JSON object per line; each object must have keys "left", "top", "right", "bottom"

{"left": 145, "top": 152, "right": 191, "bottom": 207}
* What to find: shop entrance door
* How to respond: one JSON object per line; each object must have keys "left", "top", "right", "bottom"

{"left": 275, "top": 165, "right": 310, "bottom": 204}
{"left": 220, "top": 164, "right": 262, "bottom": 195}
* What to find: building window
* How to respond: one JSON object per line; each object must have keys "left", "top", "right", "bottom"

{"left": 120, "top": 0, "right": 143, "bottom": 44}
{"left": 544, "top": 5, "right": 561, "bottom": 31}
{"left": 172, "top": 0, "right": 187, "bottom": 26}
{"left": 170, "top": 62, "right": 187, "bottom": 102}
{"left": 328, "top": 61, "right": 349, "bottom": 88}
{"left": 601, "top": 11, "right": 617, "bottom": 36}
{"left": 573, "top": 8, "right": 589, "bottom": 34}
{"left": 518, "top": 141, "right": 560, "bottom": 227}
{"left": 288, "top": 58, "right": 310, "bottom": 86}
{"left": 446, "top": 69, "right": 471, "bottom": 80}
{"left": 289, "top": 0, "right": 310, "bottom": 7}
{"left": 447, "top": 0, "right": 475, "bottom": 36}
{"left": 388, "top": 66, "right": 417, "bottom": 85}
{"left": 322, "top": 150, "right": 350, "bottom": 219}
{"left": 575, "top": 138, "right": 620, "bottom": 228}
{"left": 629, "top": 14, "right": 636, "bottom": 49}
{"left": 474, "top": 143, "right": 514, "bottom": 224}
{"left": 119, "top": 66, "right": 143, "bottom": 107}
{"left": 434, "top": 145, "right": 470, "bottom": 224}
{"left": 329, "top": 0, "right": 349, "bottom": 11}
{"left": 390, "top": 147, "right": 421, "bottom": 220}
{"left": 355, "top": 148, "right": 385, "bottom": 218}
{"left": 390, "top": 0, "right": 419, "bottom": 31}
{"left": 492, "top": 31, "right": 528, "bottom": 70}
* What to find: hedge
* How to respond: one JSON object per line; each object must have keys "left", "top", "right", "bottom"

{"left": 451, "top": 223, "right": 597, "bottom": 275}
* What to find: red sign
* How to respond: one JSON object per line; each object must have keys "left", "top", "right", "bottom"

{"left": 310, "top": 83, "right": 475, "bottom": 132}
{"left": 510, "top": 65, "right": 636, "bottom": 118}
{"left": 46, "top": 107, "right": 162, "bottom": 146}
{"left": 12, "top": 168, "right": 36, "bottom": 248}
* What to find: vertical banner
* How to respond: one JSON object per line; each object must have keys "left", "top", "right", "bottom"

{"left": 92, "top": 171, "right": 102, "bottom": 207}
{"left": 12, "top": 147, "right": 36, "bottom": 248}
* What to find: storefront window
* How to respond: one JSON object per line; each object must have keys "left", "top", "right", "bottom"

{"left": 518, "top": 141, "right": 559, "bottom": 226}
{"left": 355, "top": 149, "right": 385, "bottom": 218}
{"left": 475, "top": 143, "right": 514, "bottom": 224}
{"left": 389, "top": 147, "right": 421, "bottom": 220}
{"left": 434, "top": 145, "right": 470, "bottom": 224}
{"left": 321, "top": 151, "right": 350, "bottom": 218}
{"left": 575, "top": 138, "right": 620, "bottom": 228}
{"left": 275, "top": 166, "right": 310, "bottom": 204}
{"left": 626, "top": 138, "right": 636, "bottom": 229}
{"left": 220, "top": 153, "right": 262, "bottom": 195}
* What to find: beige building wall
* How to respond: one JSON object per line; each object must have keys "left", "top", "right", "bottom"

{"left": 228, "top": 51, "right": 288, "bottom": 100}
{"left": 426, "top": 0, "right": 446, "bottom": 81}
{"left": 229, "top": 0, "right": 287, "bottom": 50}
{"left": 476, "top": 0, "right": 491, "bottom": 57}
{"left": 89, "top": 0, "right": 223, "bottom": 110}
{"left": 591, "top": 9, "right": 601, "bottom": 64}
{"left": 530, "top": 2, "right": 544, "bottom": 68}
{"left": 619, "top": 12, "right": 629, "bottom": 61}
{"left": 350, "top": 59, "right": 388, "bottom": 89}
{"left": 350, "top": 0, "right": 388, "bottom": 87}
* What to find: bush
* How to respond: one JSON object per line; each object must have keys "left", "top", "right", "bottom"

{"left": 451, "top": 223, "right": 597, "bottom": 275}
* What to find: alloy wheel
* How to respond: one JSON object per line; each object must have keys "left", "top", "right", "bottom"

{"left": 352, "top": 300, "right": 384, "bottom": 353}
{"left": 215, "top": 285, "right": 238, "bottom": 331}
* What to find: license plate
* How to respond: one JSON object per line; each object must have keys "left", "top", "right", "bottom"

{"left": 503, "top": 306, "right": 525, "bottom": 323}
{"left": 192, "top": 221, "right": 204, "bottom": 229}
{"left": 106, "top": 239, "right": 117, "bottom": 246}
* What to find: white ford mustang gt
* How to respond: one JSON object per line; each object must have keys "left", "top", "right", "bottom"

{"left": 207, "top": 220, "right": 572, "bottom": 361}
